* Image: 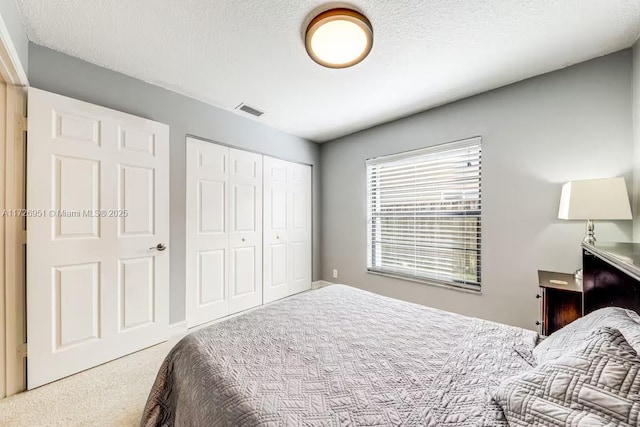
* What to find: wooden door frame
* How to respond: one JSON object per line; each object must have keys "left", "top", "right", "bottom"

{"left": 4, "top": 85, "right": 26, "bottom": 396}
{"left": 0, "top": 16, "right": 28, "bottom": 398}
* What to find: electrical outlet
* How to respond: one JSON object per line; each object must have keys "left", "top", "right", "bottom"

{"left": 332, "top": 269, "right": 338, "bottom": 279}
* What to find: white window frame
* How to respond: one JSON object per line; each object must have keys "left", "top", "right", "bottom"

{"left": 366, "top": 137, "right": 482, "bottom": 291}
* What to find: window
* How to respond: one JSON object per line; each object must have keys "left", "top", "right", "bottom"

{"left": 366, "top": 137, "right": 482, "bottom": 290}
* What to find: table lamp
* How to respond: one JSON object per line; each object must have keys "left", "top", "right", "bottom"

{"left": 558, "top": 177, "right": 632, "bottom": 244}
{"left": 558, "top": 177, "right": 632, "bottom": 277}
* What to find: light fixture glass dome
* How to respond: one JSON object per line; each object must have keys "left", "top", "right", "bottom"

{"left": 305, "top": 8, "right": 373, "bottom": 69}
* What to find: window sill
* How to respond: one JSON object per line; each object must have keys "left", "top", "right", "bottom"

{"left": 366, "top": 270, "right": 482, "bottom": 295}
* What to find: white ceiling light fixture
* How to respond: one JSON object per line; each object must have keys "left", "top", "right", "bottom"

{"left": 305, "top": 8, "right": 373, "bottom": 69}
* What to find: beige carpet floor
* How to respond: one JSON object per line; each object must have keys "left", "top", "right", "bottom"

{"left": 0, "top": 339, "right": 177, "bottom": 426}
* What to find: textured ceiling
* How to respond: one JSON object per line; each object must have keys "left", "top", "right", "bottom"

{"left": 16, "top": 0, "right": 640, "bottom": 142}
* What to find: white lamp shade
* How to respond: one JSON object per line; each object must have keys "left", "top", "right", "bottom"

{"left": 558, "top": 177, "right": 632, "bottom": 220}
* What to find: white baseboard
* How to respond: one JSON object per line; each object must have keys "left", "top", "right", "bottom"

{"left": 168, "top": 321, "right": 188, "bottom": 338}
{"left": 312, "top": 280, "right": 335, "bottom": 289}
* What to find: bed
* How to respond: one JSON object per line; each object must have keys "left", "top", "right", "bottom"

{"left": 143, "top": 243, "right": 640, "bottom": 427}
{"left": 141, "top": 285, "right": 539, "bottom": 426}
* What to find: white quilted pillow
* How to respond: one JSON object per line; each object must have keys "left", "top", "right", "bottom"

{"left": 496, "top": 327, "right": 640, "bottom": 427}
{"left": 533, "top": 307, "right": 640, "bottom": 364}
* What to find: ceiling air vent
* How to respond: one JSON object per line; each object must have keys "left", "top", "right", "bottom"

{"left": 236, "top": 103, "right": 265, "bottom": 117}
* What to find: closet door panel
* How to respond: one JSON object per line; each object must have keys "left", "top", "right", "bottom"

{"left": 288, "top": 163, "right": 312, "bottom": 295}
{"left": 264, "top": 157, "right": 312, "bottom": 301}
{"left": 228, "top": 148, "right": 263, "bottom": 314}
{"left": 263, "top": 157, "right": 290, "bottom": 303}
{"left": 186, "top": 138, "right": 229, "bottom": 327}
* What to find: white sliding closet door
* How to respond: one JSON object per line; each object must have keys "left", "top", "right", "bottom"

{"left": 27, "top": 88, "right": 170, "bottom": 389}
{"left": 185, "top": 139, "right": 229, "bottom": 326}
{"left": 263, "top": 157, "right": 312, "bottom": 303}
{"left": 186, "top": 138, "right": 263, "bottom": 327}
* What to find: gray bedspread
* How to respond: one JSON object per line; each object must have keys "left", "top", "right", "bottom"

{"left": 141, "top": 285, "right": 538, "bottom": 426}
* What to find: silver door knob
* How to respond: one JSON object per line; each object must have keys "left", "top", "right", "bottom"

{"left": 150, "top": 243, "right": 167, "bottom": 251}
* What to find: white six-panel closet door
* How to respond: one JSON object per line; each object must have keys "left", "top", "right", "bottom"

{"left": 185, "top": 138, "right": 263, "bottom": 327}
{"left": 263, "top": 156, "right": 312, "bottom": 303}
{"left": 287, "top": 162, "right": 312, "bottom": 295}
{"left": 263, "top": 157, "right": 291, "bottom": 302}
{"left": 185, "top": 139, "right": 230, "bottom": 326}
{"left": 186, "top": 138, "right": 309, "bottom": 326}
{"left": 228, "top": 148, "right": 263, "bottom": 314}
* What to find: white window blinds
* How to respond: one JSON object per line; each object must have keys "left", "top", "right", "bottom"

{"left": 366, "top": 137, "right": 482, "bottom": 289}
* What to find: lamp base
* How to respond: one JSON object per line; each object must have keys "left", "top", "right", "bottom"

{"left": 582, "top": 219, "right": 595, "bottom": 245}
{"left": 574, "top": 268, "right": 583, "bottom": 280}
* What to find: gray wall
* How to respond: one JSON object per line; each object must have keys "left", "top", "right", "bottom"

{"left": 320, "top": 50, "right": 634, "bottom": 330}
{"left": 28, "top": 43, "right": 321, "bottom": 324}
{"left": 633, "top": 41, "right": 640, "bottom": 240}
{"left": 0, "top": 0, "right": 27, "bottom": 75}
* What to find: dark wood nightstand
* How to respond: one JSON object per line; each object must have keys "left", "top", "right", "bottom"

{"left": 537, "top": 270, "right": 583, "bottom": 336}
